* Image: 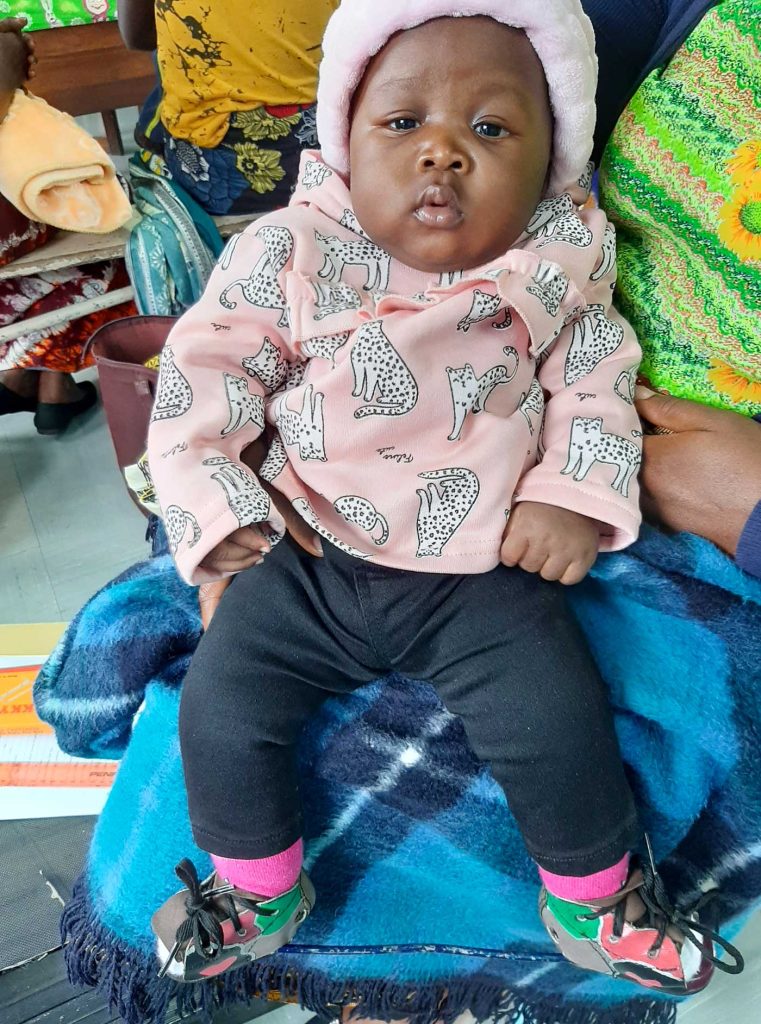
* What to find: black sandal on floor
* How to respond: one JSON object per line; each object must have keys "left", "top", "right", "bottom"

{"left": 34, "top": 381, "right": 98, "bottom": 436}
{"left": 0, "top": 382, "right": 37, "bottom": 415}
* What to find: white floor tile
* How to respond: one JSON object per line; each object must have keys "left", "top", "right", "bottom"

{"left": 0, "top": 378, "right": 148, "bottom": 624}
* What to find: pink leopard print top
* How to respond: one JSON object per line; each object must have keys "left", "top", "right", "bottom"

{"left": 148, "top": 152, "right": 642, "bottom": 585}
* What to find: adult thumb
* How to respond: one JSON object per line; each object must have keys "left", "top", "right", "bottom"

{"left": 634, "top": 386, "right": 718, "bottom": 432}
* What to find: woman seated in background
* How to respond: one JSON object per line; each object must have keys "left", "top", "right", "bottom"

{"left": 119, "top": 0, "right": 338, "bottom": 215}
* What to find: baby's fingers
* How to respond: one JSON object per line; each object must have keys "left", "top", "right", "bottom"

{"left": 517, "top": 545, "right": 551, "bottom": 575}
{"left": 25, "top": 42, "right": 37, "bottom": 78}
{"left": 501, "top": 529, "right": 551, "bottom": 575}
{"left": 210, "top": 552, "right": 263, "bottom": 573}
{"left": 558, "top": 561, "right": 593, "bottom": 586}
{"left": 229, "top": 524, "right": 271, "bottom": 554}
{"left": 538, "top": 553, "right": 572, "bottom": 582}
{"left": 499, "top": 529, "right": 528, "bottom": 568}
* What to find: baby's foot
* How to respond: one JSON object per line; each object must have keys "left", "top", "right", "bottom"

{"left": 152, "top": 859, "right": 314, "bottom": 982}
{"left": 540, "top": 859, "right": 743, "bottom": 994}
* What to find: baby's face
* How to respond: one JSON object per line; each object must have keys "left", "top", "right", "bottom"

{"left": 348, "top": 17, "right": 553, "bottom": 274}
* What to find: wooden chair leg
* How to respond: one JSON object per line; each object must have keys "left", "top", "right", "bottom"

{"left": 102, "top": 110, "right": 124, "bottom": 156}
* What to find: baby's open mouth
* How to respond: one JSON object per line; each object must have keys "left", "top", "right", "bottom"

{"left": 413, "top": 185, "right": 464, "bottom": 228}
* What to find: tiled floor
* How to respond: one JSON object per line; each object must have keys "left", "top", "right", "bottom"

{"left": 0, "top": 370, "right": 148, "bottom": 623}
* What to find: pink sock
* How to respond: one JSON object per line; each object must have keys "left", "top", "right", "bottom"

{"left": 539, "top": 852, "right": 630, "bottom": 902}
{"left": 212, "top": 838, "right": 303, "bottom": 898}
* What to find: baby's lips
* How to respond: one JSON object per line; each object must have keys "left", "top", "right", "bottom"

{"left": 414, "top": 184, "right": 464, "bottom": 228}
{"left": 416, "top": 184, "right": 461, "bottom": 213}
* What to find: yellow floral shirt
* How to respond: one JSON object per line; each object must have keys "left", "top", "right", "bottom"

{"left": 155, "top": 0, "right": 338, "bottom": 149}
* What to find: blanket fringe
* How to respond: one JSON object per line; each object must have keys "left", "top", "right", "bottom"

{"left": 61, "top": 878, "right": 677, "bottom": 1024}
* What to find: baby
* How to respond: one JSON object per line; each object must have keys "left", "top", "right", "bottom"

{"left": 147, "top": 0, "right": 722, "bottom": 996}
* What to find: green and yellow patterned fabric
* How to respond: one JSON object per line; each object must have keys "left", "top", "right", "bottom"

{"left": 599, "top": 0, "right": 761, "bottom": 416}
{"left": 2, "top": 0, "right": 117, "bottom": 32}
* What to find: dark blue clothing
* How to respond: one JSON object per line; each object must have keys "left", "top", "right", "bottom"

{"left": 737, "top": 414, "right": 761, "bottom": 580}
{"left": 587, "top": 0, "right": 718, "bottom": 160}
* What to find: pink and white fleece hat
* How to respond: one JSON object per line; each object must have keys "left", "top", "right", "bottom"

{"left": 316, "top": 0, "right": 598, "bottom": 197}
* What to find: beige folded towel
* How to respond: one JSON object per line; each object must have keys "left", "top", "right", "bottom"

{"left": 0, "top": 90, "right": 132, "bottom": 233}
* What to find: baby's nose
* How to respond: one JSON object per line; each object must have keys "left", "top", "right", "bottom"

{"left": 416, "top": 129, "right": 470, "bottom": 173}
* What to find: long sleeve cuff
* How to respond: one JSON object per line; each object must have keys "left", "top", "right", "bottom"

{"left": 737, "top": 499, "right": 761, "bottom": 579}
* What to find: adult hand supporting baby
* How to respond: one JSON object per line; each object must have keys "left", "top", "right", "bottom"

{"left": 197, "top": 438, "right": 322, "bottom": 629}
{"left": 635, "top": 388, "right": 761, "bottom": 557}
{"left": 500, "top": 501, "right": 600, "bottom": 585}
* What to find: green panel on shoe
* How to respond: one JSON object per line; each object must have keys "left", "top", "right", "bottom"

{"left": 544, "top": 892, "right": 600, "bottom": 940}
{"left": 255, "top": 883, "right": 303, "bottom": 936}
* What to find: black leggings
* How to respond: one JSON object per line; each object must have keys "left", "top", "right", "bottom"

{"left": 180, "top": 536, "right": 640, "bottom": 875}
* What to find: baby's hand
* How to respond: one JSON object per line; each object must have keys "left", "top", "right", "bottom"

{"left": 199, "top": 525, "right": 271, "bottom": 575}
{"left": 500, "top": 501, "right": 599, "bottom": 585}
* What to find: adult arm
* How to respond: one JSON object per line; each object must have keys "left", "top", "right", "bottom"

{"left": 635, "top": 390, "right": 761, "bottom": 576}
{"left": 117, "top": 0, "right": 157, "bottom": 51}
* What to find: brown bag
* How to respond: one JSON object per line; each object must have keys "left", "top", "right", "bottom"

{"left": 88, "top": 314, "right": 176, "bottom": 477}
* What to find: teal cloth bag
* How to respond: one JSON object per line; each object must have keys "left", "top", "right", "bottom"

{"left": 126, "top": 161, "right": 224, "bottom": 317}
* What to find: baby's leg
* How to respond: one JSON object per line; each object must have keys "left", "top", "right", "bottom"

{"left": 418, "top": 566, "right": 732, "bottom": 994}
{"left": 156, "top": 536, "right": 380, "bottom": 980}
{"left": 180, "top": 536, "right": 379, "bottom": 862}
{"left": 417, "top": 564, "right": 639, "bottom": 880}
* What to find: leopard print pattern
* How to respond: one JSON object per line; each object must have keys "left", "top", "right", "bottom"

{"left": 456, "top": 289, "right": 513, "bottom": 333}
{"left": 564, "top": 305, "right": 624, "bottom": 386}
{"left": 350, "top": 321, "right": 418, "bottom": 418}
{"left": 416, "top": 467, "right": 480, "bottom": 557}
{"left": 333, "top": 495, "right": 389, "bottom": 545}
{"left": 561, "top": 416, "right": 641, "bottom": 498}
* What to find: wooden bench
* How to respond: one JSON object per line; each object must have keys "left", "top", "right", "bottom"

{"left": 30, "top": 21, "right": 155, "bottom": 155}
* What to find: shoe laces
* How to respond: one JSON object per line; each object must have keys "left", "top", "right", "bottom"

{"left": 579, "top": 844, "right": 744, "bottom": 976}
{"left": 157, "top": 858, "right": 278, "bottom": 977}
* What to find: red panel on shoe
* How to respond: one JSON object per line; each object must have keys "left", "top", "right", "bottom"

{"left": 600, "top": 916, "right": 684, "bottom": 979}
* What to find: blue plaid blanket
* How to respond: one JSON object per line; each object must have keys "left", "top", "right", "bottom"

{"left": 34, "top": 522, "right": 761, "bottom": 1024}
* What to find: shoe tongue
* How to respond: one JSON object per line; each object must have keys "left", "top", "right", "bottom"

{"left": 624, "top": 893, "right": 687, "bottom": 950}
{"left": 210, "top": 874, "right": 264, "bottom": 904}
{"left": 623, "top": 891, "right": 648, "bottom": 925}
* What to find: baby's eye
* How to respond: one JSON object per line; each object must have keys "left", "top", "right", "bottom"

{"left": 388, "top": 117, "right": 419, "bottom": 132}
{"left": 474, "top": 122, "right": 510, "bottom": 139}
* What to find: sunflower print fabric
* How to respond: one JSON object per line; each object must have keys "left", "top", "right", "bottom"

{"left": 599, "top": 0, "right": 761, "bottom": 416}
{"left": 136, "top": 101, "right": 319, "bottom": 216}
